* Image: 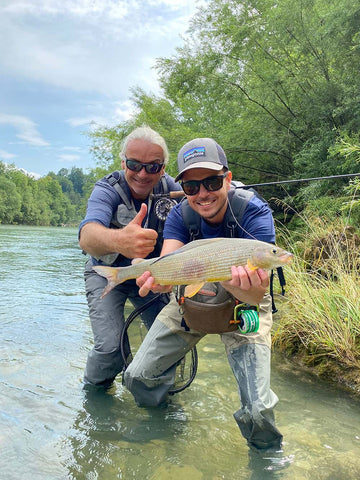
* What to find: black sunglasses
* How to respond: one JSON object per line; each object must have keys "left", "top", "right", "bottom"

{"left": 180, "top": 174, "right": 227, "bottom": 196}
{"left": 125, "top": 158, "right": 164, "bottom": 174}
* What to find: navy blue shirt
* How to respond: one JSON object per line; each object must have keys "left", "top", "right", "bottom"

{"left": 163, "top": 194, "right": 275, "bottom": 244}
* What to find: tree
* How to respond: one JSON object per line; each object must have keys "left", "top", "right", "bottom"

{"left": 87, "top": 0, "right": 360, "bottom": 201}
{"left": 156, "top": 0, "right": 360, "bottom": 191}
{"left": 0, "top": 176, "right": 21, "bottom": 224}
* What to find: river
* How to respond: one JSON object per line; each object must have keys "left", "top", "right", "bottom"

{"left": 0, "top": 225, "right": 359, "bottom": 479}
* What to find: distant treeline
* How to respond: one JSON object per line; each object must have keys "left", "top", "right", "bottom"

{"left": 0, "top": 162, "right": 98, "bottom": 226}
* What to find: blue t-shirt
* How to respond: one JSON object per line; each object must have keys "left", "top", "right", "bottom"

{"left": 163, "top": 194, "right": 276, "bottom": 244}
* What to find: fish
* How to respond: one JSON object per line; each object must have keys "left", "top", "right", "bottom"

{"left": 92, "top": 237, "right": 293, "bottom": 299}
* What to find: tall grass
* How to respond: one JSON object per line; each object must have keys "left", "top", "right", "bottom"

{"left": 273, "top": 215, "right": 360, "bottom": 393}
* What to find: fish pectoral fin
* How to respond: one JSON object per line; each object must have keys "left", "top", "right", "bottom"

{"left": 184, "top": 282, "right": 205, "bottom": 298}
{"left": 132, "top": 258, "right": 145, "bottom": 265}
{"left": 247, "top": 259, "right": 259, "bottom": 271}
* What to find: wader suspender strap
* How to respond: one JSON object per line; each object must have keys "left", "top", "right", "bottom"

{"left": 105, "top": 172, "right": 134, "bottom": 211}
{"left": 226, "top": 188, "right": 254, "bottom": 238}
{"left": 270, "top": 267, "right": 287, "bottom": 313}
{"left": 160, "top": 175, "right": 168, "bottom": 194}
{"left": 180, "top": 187, "right": 253, "bottom": 240}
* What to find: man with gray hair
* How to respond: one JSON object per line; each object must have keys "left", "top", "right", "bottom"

{"left": 79, "top": 125, "right": 181, "bottom": 389}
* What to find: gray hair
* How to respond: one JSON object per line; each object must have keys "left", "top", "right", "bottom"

{"left": 119, "top": 125, "right": 169, "bottom": 164}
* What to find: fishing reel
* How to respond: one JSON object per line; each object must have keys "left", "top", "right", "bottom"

{"left": 154, "top": 197, "right": 177, "bottom": 221}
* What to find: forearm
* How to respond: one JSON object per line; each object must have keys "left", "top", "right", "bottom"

{"left": 79, "top": 222, "right": 122, "bottom": 257}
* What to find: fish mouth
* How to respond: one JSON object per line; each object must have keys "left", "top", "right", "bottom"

{"left": 280, "top": 252, "right": 293, "bottom": 264}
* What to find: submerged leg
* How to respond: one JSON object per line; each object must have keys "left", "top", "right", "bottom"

{"left": 83, "top": 259, "right": 168, "bottom": 389}
{"left": 228, "top": 343, "right": 282, "bottom": 449}
{"left": 124, "top": 295, "right": 203, "bottom": 406}
{"left": 221, "top": 294, "right": 282, "bottom": 449}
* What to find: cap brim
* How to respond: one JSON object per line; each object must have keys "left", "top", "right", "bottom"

{"left": 175, "top": 162, "right": 224, "bottom": 182}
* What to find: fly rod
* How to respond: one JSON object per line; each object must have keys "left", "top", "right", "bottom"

{"left": 150, "top": 173, "right": 360, "bottom": 199}
{"left": 238, "top": 173, "right": 360, "bottom": 189}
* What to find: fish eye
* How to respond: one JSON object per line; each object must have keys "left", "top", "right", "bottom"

{"left": 272, "top": 248, "right": 277, "bottom": 254}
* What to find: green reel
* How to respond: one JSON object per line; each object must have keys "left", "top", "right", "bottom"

{"left": 233, "top": 304, "right": 259, "bottom": 334}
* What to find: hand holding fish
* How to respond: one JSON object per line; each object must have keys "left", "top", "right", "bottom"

{"left": 137, "top": 271, "right": 172, "bottom": 297}
{"left": 93, "top": 238, "right": 293, "bottom": 299}
{"left": 221, "top": 265, "right": 269, "bottom": 305}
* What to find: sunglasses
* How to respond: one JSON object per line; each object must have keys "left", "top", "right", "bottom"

{"left": 180, "top": 173, "right": 227, "bottom": 196}
{"left": 125, "top": 158, "right": 164, "bottom": 174}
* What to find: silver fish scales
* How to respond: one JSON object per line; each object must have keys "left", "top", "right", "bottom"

{"left": 93, "top": 237, "right": 293, "bottom": 298}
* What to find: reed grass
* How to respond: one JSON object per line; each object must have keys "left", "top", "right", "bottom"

{"left": 273, "top": 214, "right": 360, "bottom": 393}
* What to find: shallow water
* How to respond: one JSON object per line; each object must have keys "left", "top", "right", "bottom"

{"left": 1, "top": 225, "right": 359, "bottom": 479}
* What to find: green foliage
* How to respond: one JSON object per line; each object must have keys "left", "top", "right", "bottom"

{"left": 0, "top": 161, "right": 93, "bottom": 226}
{"left": 274, "top": 217, "right": 360, "bottom": 391}
{"left": 0, "top": 176, "right": 21, "bottom": 224}
{"left": 302, "top": 195, "right": 346, "bottom": 219}
{"left": 156, "top": 0, "right": 360, "bottom": 184}
{"left": 86, "top": 0, "right": 360, "bottom": 196}
{"left": 88, "top": 122, "right": 133, "bottom": 169}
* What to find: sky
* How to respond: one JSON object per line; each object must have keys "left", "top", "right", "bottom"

{"left": 0, "top": 0, "right": 204, "bottom": 178}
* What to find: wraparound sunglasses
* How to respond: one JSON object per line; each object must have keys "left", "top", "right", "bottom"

{"left": 180, "top": 173, "right": 227, "bottom": 196}
{"left": 125, "top": 158, "right": 164, "bottom": 174}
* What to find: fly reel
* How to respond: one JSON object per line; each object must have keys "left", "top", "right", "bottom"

{"left": 154, "top": 197, "right": 177, "bottom": 221}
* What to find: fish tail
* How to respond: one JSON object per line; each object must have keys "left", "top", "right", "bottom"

{"left": 92, "top": 265, "right": 130, "bottom": 298}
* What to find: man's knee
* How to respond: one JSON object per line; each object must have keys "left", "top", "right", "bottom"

{"left": 124, "top": 363, "right": 176, "bottom": 407}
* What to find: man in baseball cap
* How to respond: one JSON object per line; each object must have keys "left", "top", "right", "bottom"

{"left": 125, "top": 137, "right": 283, "bottom": 453}
{"left": 175, "top": 137, "right": 228, "bottom": 181}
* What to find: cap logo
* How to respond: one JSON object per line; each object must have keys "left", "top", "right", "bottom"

{"left": 183, "top": 146, "right": 205, "bottom": 163}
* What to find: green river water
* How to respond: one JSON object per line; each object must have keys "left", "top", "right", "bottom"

{"left": 0, "top": 225, "right": 359, "bottom": 479}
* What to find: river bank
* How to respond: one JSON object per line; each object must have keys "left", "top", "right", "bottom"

{"left": 274, "top": 218, "right": 360, "bottom": 397}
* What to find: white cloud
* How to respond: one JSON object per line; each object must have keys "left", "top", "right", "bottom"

{"left": 0, "top": 0, "right": 197, "bottom": 97}
{"left": 0, "top": 113, "right": 49, "bottom": 147}
{"left": 62, "top": 146, "right": 83, "bottom": 152}
{"left": 58, "top": 153, "right": 81, "bottom": 162}
{"left": 0, "top": 0, "right": 206, "bottom": 175}
{"left": 67, "top": 99, "right": 135, "bottom": 129}
{"left": 2, "top": 0, "right": 129, "bottom": 18}
{"left": 113, "top": 100, "right": 136, "bottom": 121}
{"left": 0, "top": 149, "right": 17, "bottom": 160}
{"left": 67, "top": 116, "right": 108, "bottom": 128}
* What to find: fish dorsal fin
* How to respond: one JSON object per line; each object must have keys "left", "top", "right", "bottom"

{"left": 132, "top": 258, "right": 146, "bottom": 265}
{"left": 180, "top": 237, "right": 225, "bottom": 251}
{"left": 154, "top": 238, "right": 225, "bottom": 263}
{"left": 184, "top": 282, "right": 205, "bottom": 298}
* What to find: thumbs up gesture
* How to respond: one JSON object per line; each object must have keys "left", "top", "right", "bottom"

{"left": 119, "top": 203, "right": 158, "bottom": 259}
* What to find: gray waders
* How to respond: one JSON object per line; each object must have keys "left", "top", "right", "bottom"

{"left": 83, "top": 259, "right": 169, "bottom": 387}
{"left": 124, "top": 293, "right": 283, "bottom": 449}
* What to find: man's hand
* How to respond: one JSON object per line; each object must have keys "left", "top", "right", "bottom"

{"left": 136, "top": 271, "right": 172, "bottom": 297}
{"left": 221, "top": 266, "right": 269, "bottom": 305}
{"left": 120, "top": 204, "right": 158, "bottom": 258}
{"left": 79, "top": 203, "right": 158, "bottom": 259}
